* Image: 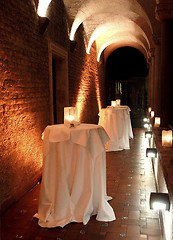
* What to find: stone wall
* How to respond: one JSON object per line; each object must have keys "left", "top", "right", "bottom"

{"left": 0, "top": 0, "right": 106, "bottom": 213}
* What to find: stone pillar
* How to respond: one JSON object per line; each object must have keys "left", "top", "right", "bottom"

{"left": 152, "top": 34, "right": 161, "bottom": 117}
{"left": 156, "top": 2, "right": 173, "bottom": 127}
{"left": 147, "top": 59, "right": 152, "bottom": 107}
{"left": 148, "top": 49, "right": 155, "bottom": 110}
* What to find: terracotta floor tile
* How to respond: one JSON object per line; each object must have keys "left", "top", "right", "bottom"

{"left": 127, "top": 225, "right": 141, "bottom": 236}
{"left": 1, "top": 129, "right": 163, "bottom": 240}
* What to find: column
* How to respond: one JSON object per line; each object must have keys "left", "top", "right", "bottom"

{"left": 152, "top": 34, "right": 161, "bottom": 117}
{"left": 147, "top": 49, "right": 155, "bottom": 110}
{"left": 156, "top": 2, "right": 173, "bottom": 127}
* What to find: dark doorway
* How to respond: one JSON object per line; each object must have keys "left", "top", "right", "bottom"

{"left": 106, "top": 46, "right": 148, "bottom": 128}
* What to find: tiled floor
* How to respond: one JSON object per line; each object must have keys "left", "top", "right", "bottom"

{"left": 1, "top": 129, "right": 163, "bottom": 240}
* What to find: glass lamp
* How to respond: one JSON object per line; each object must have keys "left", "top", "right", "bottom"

{"left": 154, "top": 117, "right": 160, "bottom": 127}
{"left": 162, "top": 130, "right": 172, "bottom": 147}
{"left": 64, "top": 107, "right": 79, "bottom": 127}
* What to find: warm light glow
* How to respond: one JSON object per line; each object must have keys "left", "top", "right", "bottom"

{"left": 75, "top": 74, "right": 87, "bottom": 120}
{"left": 64, "top": 107, "right": 78, "bottom": 126}
{"left": 111, "top": 101, "right": 117, "bottom": 107}
{"left": 116, "top": 99, "right": 121, "bottom": 106}
{"left": 37, "top": 0, "right": 52, "bottom": 17}
{"left": 153, "top": 202, "right": 167, "bottom": 210}
{"left": 8, "top": 113, "right": 43, "bottom": 171}
{"left": 146, "top": 148, "right": 157, "bottom": 158}
{"left": 75, "top": 56, "right": 102, "bottom": 120}
{"left": 41, "top": 132, "right": 44, "bottom": 140}
{"left": 96, "top": 32, "right": 147, "bottom": 62}
{"left": 95, "top": 77, "right": 102, "bottom": 113}
{"left": 87, "top": 20, "right": 123, "bottom": 54}
{"left": 67, "top": 115, "right": 74, "bottom": 121}
{"left": 70, "top": 26, "right": 78, "bottom": 40}
{"left": 150, "top": 192, "right": 171, "bottom": 211}
{"left": 148, "top": 107, "right": 152, "bottom": 112}
{"left": 144, "top": 123, "right": 149, "bottom": 129}
{"left": 154, "top": 117, "right": 160, "bottom": 127}
{"left": 145, "top": 131, "right": 152, "bottom": 138}
{"left": 148, "top": 152, "right": 156, "bottom": 158}
{"left": 162, "top": 130, "right": 172, "bottom": 147}
{"left": 97, "top": 45, "right": 107, "bottom": 62}
{"left": 151, "top": 111, "right": 154, "bottom": 118}
{"left": 164, "top": 209, "right": 173, "bottom": 240}
{"left": 143, "top": 118, "right": 149, "bottom": 122}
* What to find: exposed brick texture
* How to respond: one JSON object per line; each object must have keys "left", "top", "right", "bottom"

{"left": 0, "top": 0, "right": 50, "bottom": 212}
{"left": 0, "top": 0, "right": 106, "bottom": 213}
{"left": 69, "top": 25, "right": 106, "bottom": 124}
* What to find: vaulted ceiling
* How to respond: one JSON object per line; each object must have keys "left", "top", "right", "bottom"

{"left": 38, "top": 0, "right": 160, "bottom": 62}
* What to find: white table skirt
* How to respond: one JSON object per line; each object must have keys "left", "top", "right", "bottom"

{"left": 34, "top": 124, "right": 115, "bottom": 228}
{"left": 98, "top": 106, "right": 133, "bottom": 151}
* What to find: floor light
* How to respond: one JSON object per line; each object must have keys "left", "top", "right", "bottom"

{"left": 146, "top": 148, "right": 157, "bottom": 158}
{"left": 149, "top": 192, "right": 170, "bottom": 211}
{"left": 145, "top": 131, "right": 152, "bottom": 138}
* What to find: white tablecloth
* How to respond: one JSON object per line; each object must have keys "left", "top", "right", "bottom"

{"left": 98, "top": 106, "right": 133, "bottom": 151}
{"left": 34, "top": 124, "right": 115, "bottom": 228}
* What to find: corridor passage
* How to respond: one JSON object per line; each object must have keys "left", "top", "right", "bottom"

{"left": 1, "top": 129, "right": 163, "bottom": 240}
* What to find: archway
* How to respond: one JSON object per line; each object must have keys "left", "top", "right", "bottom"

{"left": 106, "top": 46, "right": 148, "bottom": 128}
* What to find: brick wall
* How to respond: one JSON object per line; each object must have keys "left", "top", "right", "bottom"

{"left": 0, "top": 0, "right": 106, "bottom": 213}
{"left": 0, "top": 0, "right": 69, "bottom": 213}
{"left": 69, "top": 25, "right": 106, "bottom": 124}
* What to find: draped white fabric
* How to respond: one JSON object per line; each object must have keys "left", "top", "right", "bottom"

{"left": 34, "top": 124, "right": 115, "bottom": 228}
{"left": 98, "top": 106, "right": 133, "bottom": 151}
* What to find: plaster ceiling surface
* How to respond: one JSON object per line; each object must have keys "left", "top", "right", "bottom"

{"left": 44, "top": 0, "right": 160, "bottom": 61}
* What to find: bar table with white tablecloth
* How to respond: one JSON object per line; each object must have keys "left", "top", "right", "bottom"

{"left": 98, "top": 106, "right": 133, "bottom": 151}
{"left": 34, "top": 124, "right": 115, "bottom": 228}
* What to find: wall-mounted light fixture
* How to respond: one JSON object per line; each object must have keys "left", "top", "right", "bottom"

{"left": 146, "top": 148, "right": 157, "bottom": 158}
{"left": 39, "top": 16, "right": 50, "bottom": 34}
{"left": 149, "top": 192, "right": 170, "bottom": 211}
{"left": 145, "top": 131, "right": 152, "bottom": 138}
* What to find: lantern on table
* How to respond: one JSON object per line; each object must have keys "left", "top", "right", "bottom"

{"left": 111, "top": 101, "right": 117, "bottom": 107}
{"left": 151, "top": 111, "right": 154, "bottom": 118}
{"left": 64, "top": 107, "right": 79, "bottom": 127}
{"left": 116, "top": 99, "right": 121, "bottom": 106}
{"left": 148, "top": 107, "right": 152, "bottom": 113}
{"left": 162, "top": 130, "right": 172, "bottom": 147}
